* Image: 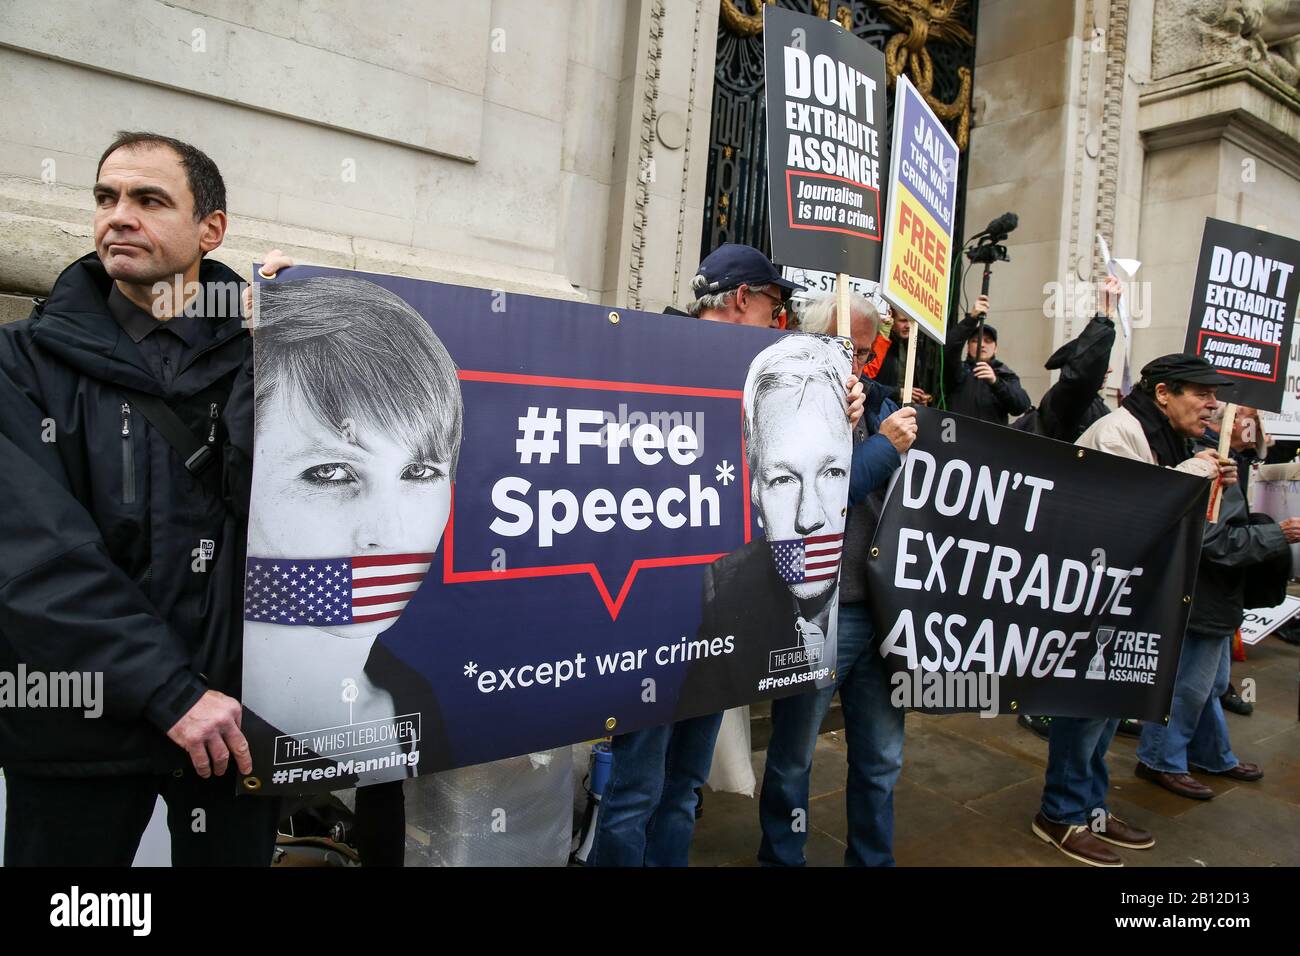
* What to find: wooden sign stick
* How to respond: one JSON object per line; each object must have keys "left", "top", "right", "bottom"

{"left": 901, "top": 313, "right": 918, "bottom": 405}
{"left": 1208, "top": 402, "right": 1237, "bottom": 524}
{"left": 836, "top": 271, "right": 851, "bottom": 339}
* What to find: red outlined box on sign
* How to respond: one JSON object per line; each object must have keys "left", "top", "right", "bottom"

{"left": 786, "top": 170, "right": 882, "bottom": 241}
{"left": 1196, "top": 330, "right": 1282, "bottom": 383}
{"left": 444, "top": 369, "right": 752, "bottom": 621}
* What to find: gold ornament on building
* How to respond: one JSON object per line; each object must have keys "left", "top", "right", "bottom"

{"left": 719, "top": 0, "right": 774, "bottom": 37}
{"left": 873, "top": 0, "right": 974, "bottom": 149}
{"left": 813, "top": 0, "right": 855, "bottom": 30}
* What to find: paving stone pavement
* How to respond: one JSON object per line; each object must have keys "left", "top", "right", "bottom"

{"left": 690, "top": 635, "right": 1299, "bottom": 867}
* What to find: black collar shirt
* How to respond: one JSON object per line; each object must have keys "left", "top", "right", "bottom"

{"left": 108, "top": 284, "right": 215, "bottom": 391}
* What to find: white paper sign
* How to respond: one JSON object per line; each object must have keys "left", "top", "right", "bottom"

{"left": 1239, "top": 595, "right": 1300, "bottom": 645}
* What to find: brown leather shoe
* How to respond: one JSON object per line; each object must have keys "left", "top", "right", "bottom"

{"left": 1198, "top": 762, "right": 1264, "bottom": 782}
{"left": 1093, "top": 813, "right": 1155, "bottom": 849}
{"left": 1135, "top": 761, "right": 1214, "bottom": 800}
{"left": 1032, "top": 812, "right": 1123, "bottom": 867}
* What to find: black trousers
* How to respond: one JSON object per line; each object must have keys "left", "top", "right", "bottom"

{"left": 3, "top": 769, "right": 280, "bottom": 866}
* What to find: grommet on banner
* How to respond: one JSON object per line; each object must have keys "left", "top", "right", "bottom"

{"left": 172, "top": 769, "right": 184, "bottom": 779}
{"left": 830, "top": 670, "right": 837, "bottom": 680}
{"left": 1009, "top": 700, "right": 1018, "bottom": 712}
{"left": 1076, "top": 449, "right": 1085, "bottom": 459}
{"left": 257, "top": 267, "right": 277, "bottom": 280}
{"left": 1183, "top": 595, "right": 1192, "bottom": 604}
{"left": 870, "top": 547, "right": 880, "bottom": 558}
{"left": 840, "top": 506, "right": 847, "bottom": 517}
{"left": 243, "top": 776, "right": 262, "bottom": 791}
{"left": 605, "top": 716, "right": 617, "bottom": 731}
{"left": 608, "top": 311, "right": 620, "bottom": 324}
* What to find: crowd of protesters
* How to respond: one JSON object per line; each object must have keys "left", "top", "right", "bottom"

{"left": 0, "top": 132, "right": 1289, "bottom": 868}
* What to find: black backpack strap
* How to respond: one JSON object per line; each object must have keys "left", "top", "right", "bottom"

{"left": 116, "top": 386, "right": 217, "bottom": 477}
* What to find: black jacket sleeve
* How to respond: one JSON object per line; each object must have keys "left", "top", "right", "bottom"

{"left": 0, "top": 335, "right": 206, "bottom": 732}
{"left": 1200, "top": 483, "right": 1289, "bottom": 570}
{"left": 989, "top": 366, "right": 1032, "bottom": 416}
{"left": 943, "top": 312, "right": 979, "bottom": 398}
{"left": 1039, "top": 314, "right": 1115, "bottom": 439}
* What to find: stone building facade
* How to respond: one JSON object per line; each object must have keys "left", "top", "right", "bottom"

{"left": 2, "top": 0, "right": 1299, "bottom": 412}
{"left": 969, "top": 0, "right": 1300, "bottom": 403}
{"left": 0, "top": 0, "right": 719, "bottom": 317}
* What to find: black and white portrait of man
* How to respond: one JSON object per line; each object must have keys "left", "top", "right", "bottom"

{"left": 675, "top": 333, "right": 853, "bottom": 716}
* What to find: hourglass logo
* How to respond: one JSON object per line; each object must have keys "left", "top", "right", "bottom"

{"left": 1085, "top": 627, "right": 1115, "bottom": 681}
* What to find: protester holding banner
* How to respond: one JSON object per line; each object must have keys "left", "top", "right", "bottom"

{"left": 1013, "top": 278, "right": 1119, "bottom": 740}
{"left": 0, "top": 132, "right": 280, "bottom": 866}
{"left": 942, "top": 296, "right": 1031, "bottom": 424}
{"left": 756, "top": 291, "right": 915, "bottom": 867}
{"left": 1033, "top": 354, "right": 1231, "bottom": 867}
{"left": 1013, "top": 278, "right": 1120, "bottom": 442}
{"left": 591, "top": 244, "right": 871, "bottom": 867}
{"left": 1134, "top": 403, "right": 1297, "bottom": 800}
{"left": 873, "top": 311, "right": 934, "bottom": 406}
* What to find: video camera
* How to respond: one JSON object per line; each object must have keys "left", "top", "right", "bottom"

{"left": 964, "top": 212, "right": 1019, "bottom": 267}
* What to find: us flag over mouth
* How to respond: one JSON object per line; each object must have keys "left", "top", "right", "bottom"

{"left": 770, "top": 533, "right": 844, "bottom": 585}
{"left": 243, "top": 553, "right": 434, "bottom": 625}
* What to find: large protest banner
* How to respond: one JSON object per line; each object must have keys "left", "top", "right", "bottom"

{"left": 241, "top": 266, "right": 853, "bottom": 794}
{"left": 763, "top": 5, "right": 888, "bottom": 278}
{"left": 878, "top": 74, "right": 959, "bottom": 344}
{"left": 1182, "top": 218, "right": 1300, "bottom": 411}
{"left": 866, "top": 408, "right": 1209, "bottom": 720}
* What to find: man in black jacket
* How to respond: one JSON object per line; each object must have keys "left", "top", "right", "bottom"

{"left": 0, "top": 132, "right": 277, "bottom": 865}
{"left": 1135, "top": 404, "right": 1300, "bottom": 799}
{"left": 942, "top": 297, "right": 1032, "bottom": 424}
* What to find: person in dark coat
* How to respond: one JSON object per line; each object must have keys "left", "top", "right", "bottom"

{"left": 873, "top": 311, "right": 936, "bottom": 407}
{"left": 0, "top": 132, "right": 279, "bottom": 865}
{"left": 1014, "top": 279, "right": 1120, "bottom": 741}
{"left": 1013, "top": 276, "right": 1121, "bottom": 442}
{"left": 1135, "top": 403, "right": 1300, "bottom": 799}
{"left": 942, "top": 297, "right": 1032, "bottom": 425}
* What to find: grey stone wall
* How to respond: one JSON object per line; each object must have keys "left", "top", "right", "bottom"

{"left": 0, "top": 0, "right": 717, "bottom": 313}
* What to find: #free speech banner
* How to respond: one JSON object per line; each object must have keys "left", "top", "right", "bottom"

{"left": 240, "top": 266, "right": 853, "bottom": 794}
{"left": 1182, "top": 218, "right": 1300, "bottom": 412}
{"left": 763, "top": 5, "right": 888, "bottom": 278}
{"left": 879, "top": 74, "right": 958, "bottom": 345}
{"left": 866, "top": 408, "right": 1209, "bottom": 720}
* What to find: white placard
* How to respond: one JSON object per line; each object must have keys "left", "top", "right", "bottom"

{"left": 1239, "top": 595, "right": 1300, "bottom": 645}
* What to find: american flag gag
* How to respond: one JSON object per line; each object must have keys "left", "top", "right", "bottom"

{"left": 243, "top": 552, "right": 435, "bottom": 626}
{"left": 769, "top": 532, "right": 844, "bottom": 585}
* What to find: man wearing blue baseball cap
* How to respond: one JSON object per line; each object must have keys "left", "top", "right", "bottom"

{"left": 684, "top": 243, "right": 805, "bottom": 328}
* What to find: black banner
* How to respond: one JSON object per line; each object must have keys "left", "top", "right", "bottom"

{"left": 1182, "top": 218, "right": 1300, "bottom": 412}
{"left": 763, "top": 5, "right": 888, "bottom": 277}
{"left": 865, "top": 408, "right": 1210, "bottom": 721}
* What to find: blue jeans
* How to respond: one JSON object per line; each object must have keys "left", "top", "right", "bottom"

{"left": 1137, "top": 634, "right": 1238, "bottom": 774}
{"left": 1041, "top": 716, "right": 1120, "bottom": 825}
{"left": 588, "top": 709, "right": 725, "bottom": 866}
{"left": 758, "top": 603, "right": 905, "bottom": 866}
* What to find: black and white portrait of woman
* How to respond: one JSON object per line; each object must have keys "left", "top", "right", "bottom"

{"left": 241, "top": 276, "right": 462, "bottom": 773}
